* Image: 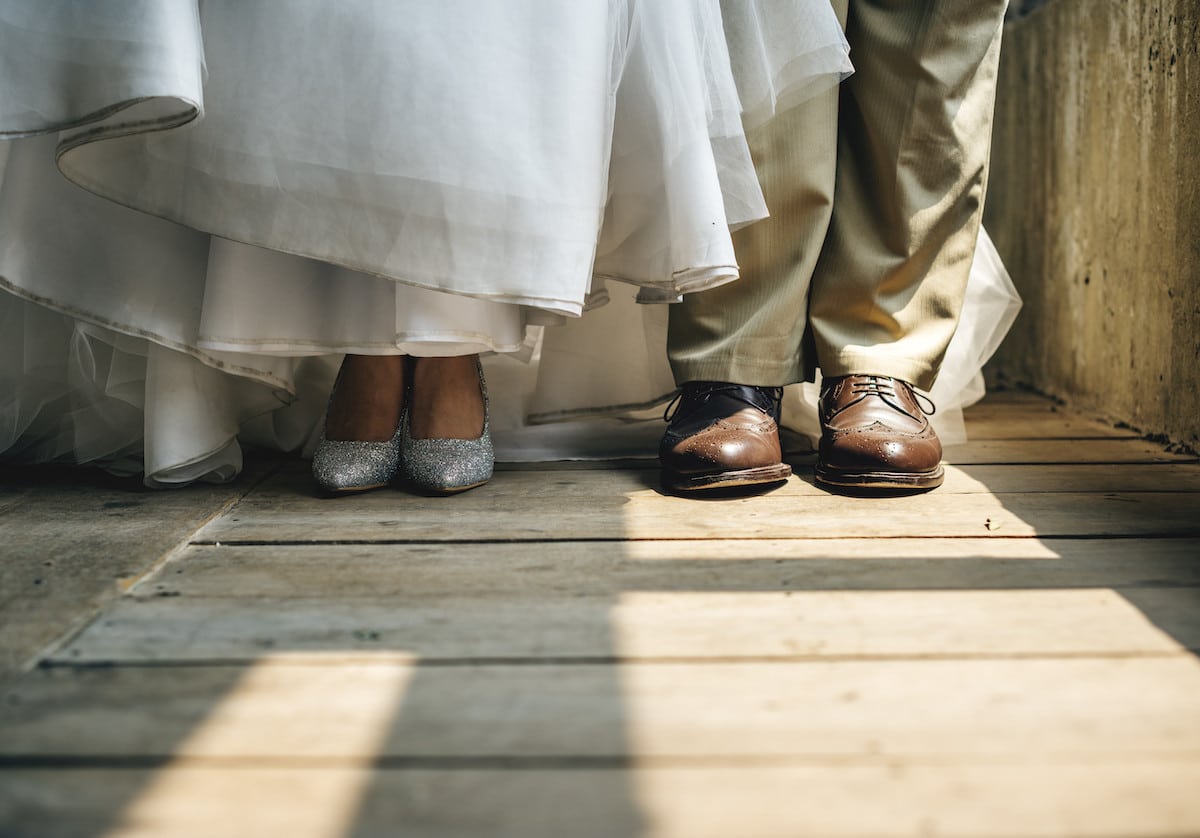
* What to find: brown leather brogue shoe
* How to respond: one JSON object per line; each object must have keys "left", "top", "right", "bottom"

{"left": 659, "top": 382, "right": 792, "bottom": 492}
{"left": 815, "top": 374, "right": 943, "bottom": 492}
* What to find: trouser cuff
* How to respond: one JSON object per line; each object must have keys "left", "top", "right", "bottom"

{"left": 669, "top": 354, "right": 808, "bottom": 388}
{"left": 819, "top": 352, "right": 939, "bottom": 392}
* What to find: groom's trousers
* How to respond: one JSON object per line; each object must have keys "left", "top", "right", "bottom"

{"left": 668, "top": 0, "right": 1009, "bottom": 392}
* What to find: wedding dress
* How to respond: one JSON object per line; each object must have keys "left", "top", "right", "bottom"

{"left": 0, "top": 1, "right": 1016, "bottom": 486}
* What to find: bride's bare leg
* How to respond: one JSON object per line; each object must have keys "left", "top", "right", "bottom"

{"left": 410, "top": 355, "right": 485, "bottom": 440}
{"left": 325, "top": 354, "right": 407, "bottom": 441}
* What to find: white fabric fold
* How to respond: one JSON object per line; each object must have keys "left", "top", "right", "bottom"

{"left": 2, "top": 0, "right": 967, "bottom": 485}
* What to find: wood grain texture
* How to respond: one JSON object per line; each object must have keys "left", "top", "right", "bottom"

{"left": 3, "top": 762, "right": 1200, "bottom": 838}
{"left": 48, "top": 587, "right": 1200, "bottom": 663}
{"left": 6, "top": 658, "right": 1200, "bottom": 758}
{"left": 197, "top": 474, "right": 1200, "bottom": 542}
{"left": 4, "top": 391, "right": 1199, "bottom": 838}
{"left": 127, "top": 537, "right": 1200, "bottom": 599}
{"left": 0, "top": 459, "right": 278, "bottom": 680}
{"left": 940, "top": 438, "right": 1193, "bottom": 464}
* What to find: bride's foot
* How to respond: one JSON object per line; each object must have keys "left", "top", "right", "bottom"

{"left": 325, "top": 354, "right": 407, "bottom": 441}
{"left": 409, "top": 355, "right": 486, "bottom": 440}
{"left": 312, "top": 354, "right": 407, "bottom": 495}
{"left": 401, "top": 355, "right": 493, "bottom": 494}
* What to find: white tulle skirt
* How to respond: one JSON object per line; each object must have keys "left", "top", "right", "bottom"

{"left": 0, "top": 0, "right": 1015, "bottom": 486}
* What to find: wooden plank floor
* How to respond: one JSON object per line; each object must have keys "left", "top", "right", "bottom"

{"left": 2, "top": 391, "right": 1199, "bottom": 837}
{"left": 0, "top": 460, "right": 278, "bottom": 682}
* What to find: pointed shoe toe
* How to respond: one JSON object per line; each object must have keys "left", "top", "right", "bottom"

{"left": 400, "top": 361, "right": 494, "bottom": 495}
{"left": 311, "top": 425, "right": 403, "bottom": 495}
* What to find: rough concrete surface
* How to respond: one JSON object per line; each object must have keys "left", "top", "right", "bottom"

{"left": 986, "top": 0, "right": 1199, "bottom": 450}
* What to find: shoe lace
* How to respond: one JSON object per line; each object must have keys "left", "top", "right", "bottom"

{"left": 663, "top": 382, "right": 785, "bottom": 423}
{"left": 848, "top": 375, "right": 937, "bottom": 416}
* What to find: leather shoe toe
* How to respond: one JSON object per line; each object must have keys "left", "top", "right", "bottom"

{"left": 815, "top": 374, "right": 943, "bottom": 492}
{"left": 659, "top": 382, "right": 792, "bottom": 492}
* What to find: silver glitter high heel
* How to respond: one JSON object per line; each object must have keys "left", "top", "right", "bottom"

{"left": 311, "top": 366, "right": 404, "bottom": 495}
{"left": 312, "top": 422, "right": 403, "bottom": 495}
{"left": 400, "top": 359, "right": 493, "bottom": 494}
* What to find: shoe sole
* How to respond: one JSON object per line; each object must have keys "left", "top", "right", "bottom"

{"left": 814, "top": 463, "right": 944, "bottom": 492}
{"left": 412, "top": 477, "right": 492, "bottom": 496}
{"left": 316, "top": 481, "right": 391, "bottom": 497}
{"left": 664, "top": 463, "right": 793, "bottom": 493}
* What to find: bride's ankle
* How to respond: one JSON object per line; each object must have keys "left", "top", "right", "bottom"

{"left": 409, "top": 355, "right": 485, "bottom": 440}
{"left": 324, "top": 354, "right": 407, "bottom": 442}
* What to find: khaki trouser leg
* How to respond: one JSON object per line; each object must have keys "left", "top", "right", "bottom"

{"left": 668, "top": 0, "right": 1007, "bottom": 391}
{"left": 811, "top": 0, "right": 1007, "bottom": 390}
{"left": 665, "top": 0, "right": 846, "bottom": 387}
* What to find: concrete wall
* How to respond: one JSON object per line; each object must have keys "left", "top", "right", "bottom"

{"left": 985, "top": 0, "right": 1199, "bottom": 450}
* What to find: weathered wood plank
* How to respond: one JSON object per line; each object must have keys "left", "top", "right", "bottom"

{"left": 960, "top": 397, "right": 1088, "bottom": 421}
{"left": 490, "top": 463, "right": 1200, "bottom": 493}
{"left": 225, "top": 448, "right": 1200, "bottom": 505}
{"left": 134, "top": 538, "right": 1200, "bottom": 600}
{"left": 940, "top": 438, "right": 1193, "bottom": 464}
{"left": 962, "top": 389, "right": 1057, "bottom": 406}
{"left": 0, "top": 482, "right": 30, "bottom": 516}
{"left": 198, "top": 472, "right": 1200, "bottom": 541}
{"left": 3, "top": 762, "right": 1198, "bottom": 838}
{"left": 960, "top": 399, "right": 1134, "bottom": 439}
{"left": 940, "top": 463, "right": 1200, "bottom": 493}
{"left": 959, "top": 416, "right": 1136, "bottom": 440}
{"left": 5, "top": 659, "right": 1200, "bottom": 758}
{"left": 49, "top": 587, "right": 1200, "bottom": 663}
{"left": 0, "top": 459, "right": 279, "bottom": 681}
